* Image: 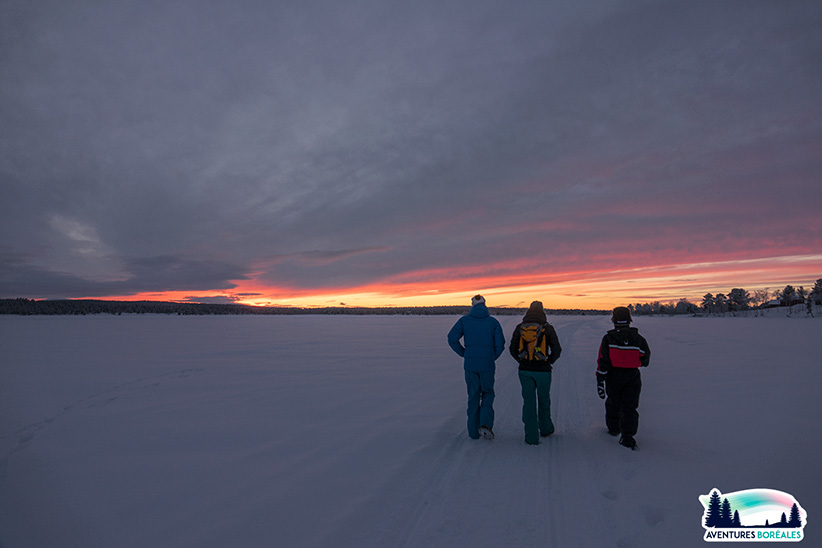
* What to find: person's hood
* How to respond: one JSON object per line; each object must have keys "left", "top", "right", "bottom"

{"left": 608, "top": 326, "right": 640, "bottom": 340}
{"left": 522, "top": 300, "right": 547, "bottom": 324}
{"left": 469, "top": 303, "right": 490, "bottom": 318}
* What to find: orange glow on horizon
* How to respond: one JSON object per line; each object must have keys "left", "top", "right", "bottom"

{"left": 79, "top": 254, "right": 822, "bottom": 311}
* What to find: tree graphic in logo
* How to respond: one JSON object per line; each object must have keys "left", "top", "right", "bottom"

{"left": 704, "top": 489, "right": 803, "bottom": 529}
{"left": 700, "top": 488, "right": 807, "bottom": 542}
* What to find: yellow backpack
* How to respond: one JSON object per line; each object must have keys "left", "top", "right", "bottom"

{"left": 517, "top": 322, "right": 550, "bottom": 361}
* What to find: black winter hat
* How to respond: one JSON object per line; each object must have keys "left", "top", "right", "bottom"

{"left": 612, "top": 306, "right": 632, "bottom": 325}
{"left": 524, "top": 300, "right": 547, "bottom": 323}
{"left": 527, "top": 300, "right": 544, "bottom": 313}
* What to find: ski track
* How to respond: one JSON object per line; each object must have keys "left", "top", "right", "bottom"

{"left": 327, "top": 316, "right": 644, "bottom": 548}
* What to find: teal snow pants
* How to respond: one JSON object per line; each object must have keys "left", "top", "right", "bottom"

{"left": 518, "top": 370, "right": 554, "bottom": 444}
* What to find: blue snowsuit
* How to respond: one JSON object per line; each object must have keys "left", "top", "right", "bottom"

{"left": 447, "top": 304, "right": 505, "bottom": 438}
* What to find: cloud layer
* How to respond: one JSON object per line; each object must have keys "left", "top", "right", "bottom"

{"left": 2, "top": 0, "right": 821, "bottom": 305}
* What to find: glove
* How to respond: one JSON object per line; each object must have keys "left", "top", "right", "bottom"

{"left": 596, "top": 374, "right": 606, "bottom": 399}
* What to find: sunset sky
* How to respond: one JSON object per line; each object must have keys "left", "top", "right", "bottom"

{"left": 2, "top": 1, "right": 821, "bottom": 309}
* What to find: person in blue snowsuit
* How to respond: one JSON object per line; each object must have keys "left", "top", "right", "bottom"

{"left": 447, "top": 295, "right": 506, "bottom": 440}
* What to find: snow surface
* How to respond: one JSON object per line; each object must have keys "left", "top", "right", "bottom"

{"left": 1, "top": 314, "right": 819, "bottom": 548}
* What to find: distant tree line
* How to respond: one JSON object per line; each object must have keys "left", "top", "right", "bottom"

{"left": 631, "top": 278, "right": 822, "bottom": 317}
{"left": 0, "top": 299, "right": 259, "bottom": 316}
{"left": 4, "top": 278, "right": 819, "bottom": 317}
{"left": 0, "top": 298, "right": 608, "bottom": 317}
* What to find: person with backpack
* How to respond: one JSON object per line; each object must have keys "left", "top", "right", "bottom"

{"left": 596, "top": 306, "right": 651, "bottom": 450}
{"left": 447, "top": 295, "right": 506, "bottom": 440}
{"left": 509, "top": 301, "right": 562, "bottom": 445}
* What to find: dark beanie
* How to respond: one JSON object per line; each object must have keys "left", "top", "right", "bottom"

{"left": 612, "top": 306, "right": 632, "bottom": 325}
{"left": 524, "top": 300, "right": 547, "bottom": 323}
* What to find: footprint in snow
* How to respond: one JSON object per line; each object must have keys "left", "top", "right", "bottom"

{"left": 641, "top": 506, "right": 666, "bottom": 527}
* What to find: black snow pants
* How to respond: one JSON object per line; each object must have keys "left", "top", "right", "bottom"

{"left": 605, "top": 368, "right": 642, "bottom": 438}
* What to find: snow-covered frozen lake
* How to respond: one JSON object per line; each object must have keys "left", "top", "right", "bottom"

{"left": 1, "top": 314, "right": 819, "bottom": 547}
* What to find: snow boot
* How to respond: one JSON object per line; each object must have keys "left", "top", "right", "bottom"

{"left": 619, "top": 435, "right": 638, "bottom": 450}
{"left": 480, "top": 426, "right": 495, "bottom": 440}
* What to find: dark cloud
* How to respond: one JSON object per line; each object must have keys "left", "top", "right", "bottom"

{"left": 1, "top": 0, "right": 821, "bottom": 301}
{"left": 0, "top": 250, "right": 246, "bottom": 299}
{"left": 0, "top": 253, "right": 120, "bottom": 300}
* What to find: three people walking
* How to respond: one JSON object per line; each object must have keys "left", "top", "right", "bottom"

{"left": 449, "top": 297, "right": 651, "bottom": 449}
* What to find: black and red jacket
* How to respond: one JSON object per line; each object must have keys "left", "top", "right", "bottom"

{"left": 596, "top": 326, "right": 650, "bottom": 376}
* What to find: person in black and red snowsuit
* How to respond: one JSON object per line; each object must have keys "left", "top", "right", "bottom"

{"left": 596, "top": 306, "right": 650, "bottom": 450}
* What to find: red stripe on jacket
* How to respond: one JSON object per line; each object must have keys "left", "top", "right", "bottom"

{"left": 607, "top": 344, "right": 645, "bottom": 369}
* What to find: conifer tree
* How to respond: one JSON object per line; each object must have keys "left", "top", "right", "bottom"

{"left": 729, "top": 288, "right": 750, "bottom": 311}
{"left": 702, "top": 293, "right": 715, "bottom": 314}
{"left": 812, "top": 279, "right": 822, "bottom": 305}
{"left": 715, "top": 293, "right": 729, "bottom": 313}
{"left": 789, "top": 503, "right": 801, "bottom": 527}
{"left": 733, "top": 510, "right": 741, "bottom": 527}
{"left": 780, "top": 512, "right": 788, "bottom": 526}
{"left": 705, "top": 490, "right": 723, "bottom": 527}
{"left": 781, "top": 285, "right": 796, "bottom": 306}
{"left": 721, "top": 498, "right": 733, "bottom": 527}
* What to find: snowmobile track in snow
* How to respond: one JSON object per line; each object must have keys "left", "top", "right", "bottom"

{"left": 327, "top": 317, "right": 631, "bottom": 548}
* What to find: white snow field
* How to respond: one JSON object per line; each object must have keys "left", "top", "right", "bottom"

{"left": 1, "top": 314, "right": 819, "bottom": 548}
